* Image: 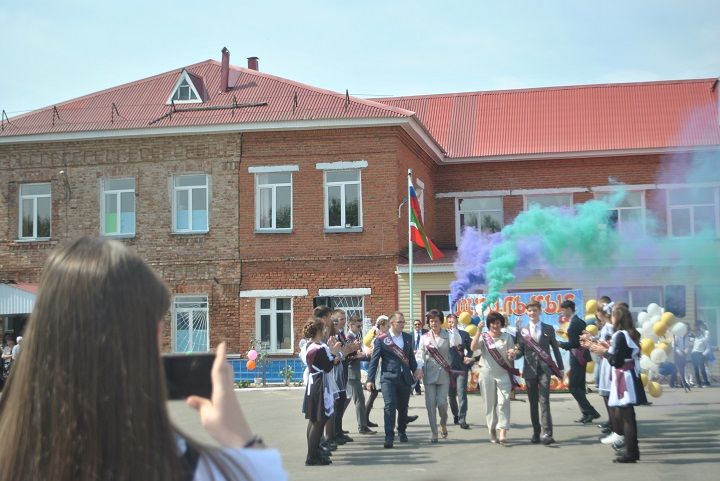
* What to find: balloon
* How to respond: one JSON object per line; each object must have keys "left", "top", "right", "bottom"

{"left": 459, "top": 311, "right": 472, "bottom": 326}
{"left": 640, "top": 338, "right": 655, "bottom": 357}
{"left": 656, "top": 342, "right": 670, "bottom": 353}
{"left": 650, "top": 348, "right": 667, "bottom": 364}
{"left": 585, "top": 324, "right": 599, "bottom": 336}
{"left": 671, "top": 322, "right": 688, "bottom": 337}
{"left": 465, "top": 324, "right": 478, "bottom": 337}
{"left": 647, "top": 303, "right": 662, "bottom": 316}
{"left": 661, "top": 312, "right": 676, "bottom": 325}
{"left": 585, "top": 299, "right": 598, "bottom": 315}
{"left": 246, "top": 360, "right": 256, "bottom": 370}
{"left": 648, "top": 381, "right": 663, "bottom": 398}
{"left": 471, "top": 316, "right": 481, "bottom": 326}
{"left": 586, "top": 361, "right": 595, "bottom": 373}
{"left": 640, "top": 355, "right": 655, "bottom": 371}
{"left": 640, "top": 372, "right": 649, "bottom": 387}
{"left": 637, "top": 312, "right": 649, "bottom": 324}
{"left": 585, "top": 314, "right": 596, "bottom": 322}
{"left": 442, "top": 320, "right": 449, "bottom": 330}
{"left": 650, "top": 314, "right": 661, "bottom": 324}
{"left": 247, "top": 349, "right": 258, "bottom": 361}
{"left": 653, "top": 321, "right": 668, "bottom": 337}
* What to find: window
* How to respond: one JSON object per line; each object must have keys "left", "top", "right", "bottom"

{"left": 601, "top": 191, "right": 645, "bottom": 235}
{"left": 329, "top": 296, "right": 364, "bottom": 322}
{"left": 18, "top": 183, "right": 51, "bottom": 240}
{"left": 667, "top": 187, "right": 719, "bottom": 237}
{"left": 599, "top": 286, "right": 663, "bottom": 316}
{"left": 168, "top": 70, "right": 202, "bottom": 104}
{"left": 456, "top": 197, "right": 503, "bottom": 240}
{"left": 102, "top": 178, "right": 135, "bottom": 236}
{"left": 424, "top": 293, "right": 451, "bottom": 317}
{"left": 696, "top": 285, "right": 720, "bottom": 348}
{"left": 324, "top": 170, "right": 362, "bottom": 230}
{"left": 173, "top": 174, "right": 209, "bottom": 233}
{"left": 256, "top": 172, "right": 292, "bottom": 231}
{"left": 173, "top": 296, "right": 209, "bottom": 352}
{"left": 525, "top": 193, "right": 573, "bottom": 209}
{"left": 257, "top": 298, "right": 293, "bottom": 352}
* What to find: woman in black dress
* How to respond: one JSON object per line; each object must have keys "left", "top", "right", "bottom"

{"left": 589, "top": 304, "right": 647, "bottom": 463}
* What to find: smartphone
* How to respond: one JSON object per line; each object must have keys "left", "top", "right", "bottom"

{"left": 163, "top": 353, "right": 215, "bottom": 400}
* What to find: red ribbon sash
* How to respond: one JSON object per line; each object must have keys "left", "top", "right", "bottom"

{"left": 425, "top": 342, "right": 464, "bottom": 389}
{"left": 571, "top": 347, "right": 589, "bottom": 366}
{"left": 521, "top": 327, "right": 563, "bottom": 378}
{"left": 377, "top": 333, "right": 410, "bottom": 367}
{"left": 481, "top": 332, "right": 521, "bottom": 388}
{"left": 614, "top": 360, "right": 635, "bottom": 400}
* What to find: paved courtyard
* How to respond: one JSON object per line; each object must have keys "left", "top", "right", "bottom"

{"left": 169, "top": 385, "right": 720, "bottom": 481}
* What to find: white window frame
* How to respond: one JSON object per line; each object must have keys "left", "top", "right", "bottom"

{"left": 166, "top": 69, "right": 203, "bottom": 105}
{"left": 323, "top": 169, "right": 363, "bottom": 231}
{"left": 254, "top": 171, "right": 293, "bottom": 232}
{"left": 101, "top": 178, "right": 136, "bottom": 237}
{"left": 455, "top": 196, "right": 503, "bottom": 244}
{"left": 599, "top": 286, "right": 663, "bottom": 317}
{"left": 18, "top": 183, "right": 51, "bottom": 240}
{"left": 256, "top": 297, "right": 294, "bottom": 353}
{"left": 594, "top": 190, "right": 646, "bottom": 236}
{"left": 523, "top": 193, "right": 573, "bottom": 210}
{"left": 172, "top": 295, "right": 210, "bottom": 353}
{"left": 172, "top": 174, "right": 210, "bottom": 234}
{"left": 665, "top": 185, "right": 720, "bottom": 238}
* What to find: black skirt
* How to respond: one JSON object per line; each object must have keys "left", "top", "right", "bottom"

{"left": 304, "top": 374, "right": 329, "bottom": 422}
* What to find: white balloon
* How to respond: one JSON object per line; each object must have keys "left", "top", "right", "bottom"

{"left": 637, "top": 312, "right": 649, "bottom": 324}
{"left": 642, "top": 319, "right": 654, "bottom": 330}
{"left": 650, "top": 314, "right": 661, "bottom": 325}
{"left": 639, "top": 355, "right": 655, "bottom": 370}
{"left": 650, "top": 348, "right": 667, "bottom": 364}
{"left": 671, "top": 322, "right": 688, "bottom": 337}
{"left": 647, "top": 303, "right": 662, "bottom": 316}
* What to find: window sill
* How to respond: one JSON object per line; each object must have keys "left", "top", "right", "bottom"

{"left": 324, "top": 227, "right": 363, "bottom": 234}
{"left": 254, "top": 229, "right": 293, "bottom": 234}
{"left": 102, "top": 233, "right": 136, "bottom": 239}
{"left": 171, "top": 230, "right": 210, "bottom": 235}
{"left": 9, "top": 239, "right": 58, "bottom": 249}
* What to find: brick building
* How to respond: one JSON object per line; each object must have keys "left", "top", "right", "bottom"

{"left": 1, "top": 50, "right": 719, "bottom": 356}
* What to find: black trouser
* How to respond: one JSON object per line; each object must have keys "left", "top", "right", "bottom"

{"left": 568, "top": 356, "right": 598, "bottom": 417}
{"left": 691, "top": 352, "right": 709, "bottom": 385}
{"left": 381, "top": 380, "right": 411, "bottom": 440}
{"left": 334, "top": 391, "right": 348, "bottom": 437}
{"left": 525, "top": 374, "right": 552, "bottom": 436}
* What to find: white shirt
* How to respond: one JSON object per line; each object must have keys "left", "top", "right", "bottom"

{"left": 530, "top": 321, "right": 541, "bottom": 342}
{"left": 194, "top": 448, "right": 287, "bottom": 481}
{"left": 390, "top": 331, "right": 404, "bottom": 349}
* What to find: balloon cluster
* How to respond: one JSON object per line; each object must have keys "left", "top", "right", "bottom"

{"left": 246, "top": 349, "right": 258, "bottom": 370}
{"left": 458, "top": 310, "right": 484, "bottom": 337}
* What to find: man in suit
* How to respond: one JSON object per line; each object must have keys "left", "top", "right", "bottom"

{"left": 446, "top": 314, "right": 474, "bottom": 429}
{"left": 366, "top": 311, "right": 418, "bottom": 448}
{"left": 558, "top": 300, "right": 600, "bottom": 424}
{"left": 412, "top": 318, "right": 428, "bottom": 394}
{"left": 515, "top": 300, "right": 564, "bottom": 445}
{"left": 345, "top": 315, "right": 376, "bottom": 434}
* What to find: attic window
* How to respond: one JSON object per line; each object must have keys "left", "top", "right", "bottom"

{"left": 167, "top": 70, "right": 203, "bottom": 104}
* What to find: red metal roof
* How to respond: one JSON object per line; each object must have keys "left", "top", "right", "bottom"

{"left": 1, "top": 60, "right": 413, "bottom": 138}
{"left": 6, "top": 283, "right": 38, "bottom": 294}
{"left": 372, "top": 79, "right": 720, "bottom": 158}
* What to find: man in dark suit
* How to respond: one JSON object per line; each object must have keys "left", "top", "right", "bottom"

{"left": 412, "top": 318, "right": 428, "bottom": 394}
{"left": 366, "top": 311, "right": 418, "bottom": 449}
{"left": 447, "top": 314, "right": 474, "bottom": 429}
{"left": 558, "top": 300, "right": 601, "bottom": 424}
{"left": 515, "top": 300, "right": 564, "bottom": 445}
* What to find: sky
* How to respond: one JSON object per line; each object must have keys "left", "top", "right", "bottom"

{"left": 1, "top": 0, "right": 719, "bottom": 117}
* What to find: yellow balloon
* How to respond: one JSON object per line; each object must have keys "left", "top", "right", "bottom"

{"left": 585, "top": 361, "right": 595, "bottom": 373}
{"left": 442, "top": 321, "right": 449, "bottom": 329}
{"left": 640, "top": 338, "right": 655, "bottom": 357}
{"left": 458, "top": 311, "right": 472, "bottom": 326}
{"left": 656, "top": 342, "right": 670, "bottom": 353}
{"left": 648, "top": 381, "right": 663, "bottom": 398}
{"left": 661, "top": 311, "right": 676, "bottom": 325}
{"left": 585, "top": 314, "right": 596, "bottom": 322}
{"left": 640, "top": 372, "right": 649, "bottom": 387}
{"left": 585, "top": 324, "right": 599, "bottom": 336}
{"left": 465, "top": 324, "right": 478, "bottom": 337}
{"left": 653, "top": 321, "right": 668, "bottom": 337}
{"left": 585, "top": 299, "right": 598, "bottom": 315}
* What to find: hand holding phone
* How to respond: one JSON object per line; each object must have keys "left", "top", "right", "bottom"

{"left": 163, "top": 353, "right": 215, "bottom": 400}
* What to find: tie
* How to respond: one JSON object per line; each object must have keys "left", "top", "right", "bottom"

{"left": 415, "top": 332, "right": 420, "bottom": 349}
{"left": 533, "top": 323, "right": 540, "bottom": 342}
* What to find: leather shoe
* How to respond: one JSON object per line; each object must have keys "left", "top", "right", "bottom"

{"left": 574, "top": 415, "right": 590, "bottom": 423}
{"left": 453, "top": 416, "right": 459, "bottom": 425}
{"left": 541, "top": 434, "right": 555, "bottom": 445}
{"left": 614, "top": 453, "right": 638, "bottom": 463}
{"left": 399, "top": 432, "right": 408, "bottom": 443}
{"left": 460, "top": 422, "right": 470, "bottom": 430}
{"left": 531, "top": 434, "right": 540, "bottom": 444}
{"left": 358, "top": 427, "right": 377, "bottom": 435}
{"left": 588, "top": 411, "right": 601, "bottom": 420}
{"left": 366, "top": 421, "right": 378, "bottom": 428}
{"left": 383, "top": 438, "right": 394, "bottom": 449}
{"left": 340, "top": 434, "right": 354, "bottom": 442}
{"left": 406, "top": 415, "right": 419, "bottom": 423}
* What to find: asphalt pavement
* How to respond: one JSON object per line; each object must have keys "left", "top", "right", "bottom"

{"left": 168, "top": 385, "right": 720, "bottom": 481}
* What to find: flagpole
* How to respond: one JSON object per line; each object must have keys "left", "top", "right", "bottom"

{"left": 408, "top": 169, "right": 414, "bottom": 323}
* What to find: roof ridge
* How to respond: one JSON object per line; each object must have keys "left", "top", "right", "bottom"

{"left": 8, "top": 59, "right": 217, "bottom": 121}
{"left": 371, "top": 77, "right": 718, "bottom": 102}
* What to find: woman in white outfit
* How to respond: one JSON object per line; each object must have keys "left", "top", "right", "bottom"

{"left": 415, "top": 309, "right": 456, "bottom": 443}
{"left": 470, "top": 311, "right": 518, "bottom": 445}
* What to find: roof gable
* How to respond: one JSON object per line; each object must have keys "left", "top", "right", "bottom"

{"left": 167, "top": 69, "right": 205, "bottom": 104}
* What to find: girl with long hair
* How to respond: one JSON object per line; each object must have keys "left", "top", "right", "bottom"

{"left": 0, "top": 237, "right": 286, "bottom": 481}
